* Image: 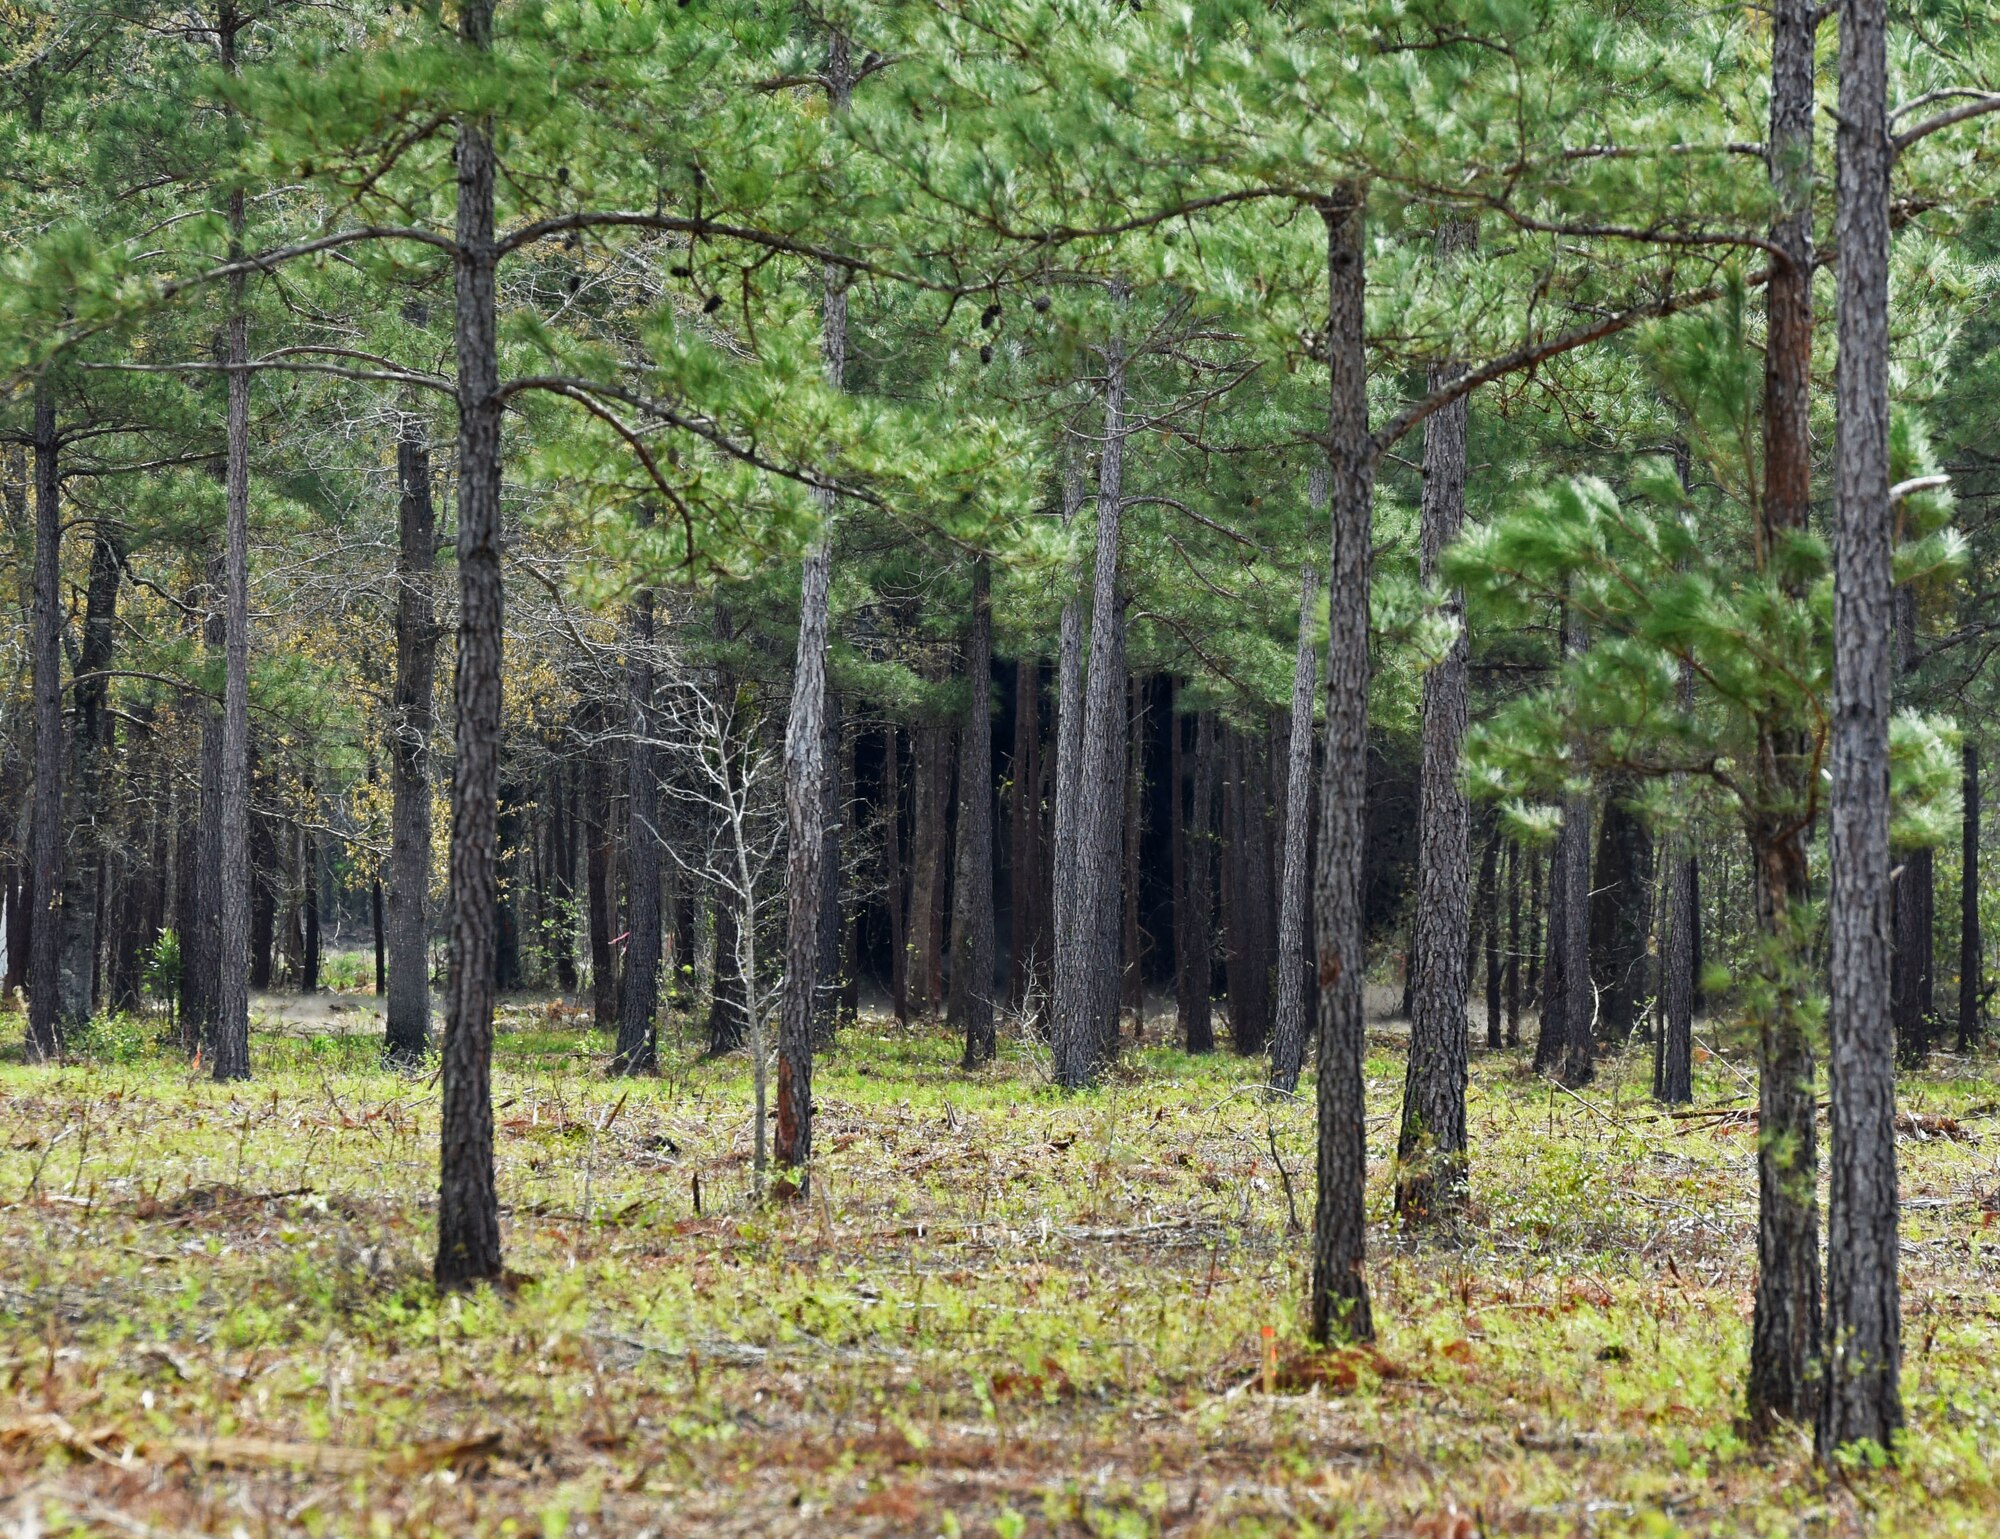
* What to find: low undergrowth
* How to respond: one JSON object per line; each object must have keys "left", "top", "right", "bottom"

{"left": 1, "top": 1005, "right": 1997, "bottom": 1536}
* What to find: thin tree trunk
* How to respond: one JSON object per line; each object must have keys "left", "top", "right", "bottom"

{"left": 1481, "top": 826, "right": 1502, "bottom": 1050}
{"left": 25, "top": 389, "right": 64, "bottom": 1062}
{"left": 814, "top": 707, "right": 847, "bottom": 1042}
{"left": 1535, "top": 838, "right": 1567, "bottom": 1073}
{"left": 1170, "top": 685, "right": 1190, "bottom": 1036}
{"left": 1011, "top": 658, "right": 1040, "bottom": 1007}
{"left": 583, "top": 704, "right": 618, "bottom": 1026}
{"left": 1398, "top": 263, "right": 1473, "bottom": 1222}
{"left": 1893, "top": 591, "right": 1934, "bottom": 1067}
{"left": 1505, "top": 839, "right": 1522, "bottom": 1047}
{"left": 883, "top": 723, "right": 907, "bottom": 1022}
{"left": 1821, "top": 0, "right": 1903, "bottom": 1456}
{"left": 1121, "top": 676, "right": 1145, "bottom": 1032}
{"left": 386, "top": 408, "right": 436, "bottom": 1064}
{"left": 1658, "top": 842, "right": 1696, "bottom": 1105}
{"left": 614, "top": 522, "right": 661, "bottom": 1077}
{"left": 1309, "top": 185, "right": 1373, "bottom": 1344}
{"left": 59, "top": 529, "right": 121, "bottom": 1029}
{"left": 1223, "top": 730, "right": 1273, "bottom": 1055}
{"left": 1051, "top": 452, "right": 1088, "bottom": 1046}
{"left": 952, "top": 560, "right": 997, "bottom": 1066}
{"left": 907, "top": 722, "right": 950, "bottom": 1017}
{"left": 1183, "top": 710, "right": 1218, "bottom": 1052}
{"left": 1271, "top": 563, "right": 1321, "bottom": 1091}
{"left": 1959, "top": 740, "right": 1981, "bottom": 1052}
{"left": 436, "top": 0, "right": 505, "bottom": 1288}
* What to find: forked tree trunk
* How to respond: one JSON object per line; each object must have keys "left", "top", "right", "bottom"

{"left": 436, "top": 0, "right": 505, "bottom": 1288}
{"left": 1309, "top": 185, "right": 1373, "bottom": 1345}
{"left": 1270, "top": 563, "right": 1320, "bottom": 1092}
{"left": 385, "top": 410, "right": 436, "bottom": 1064}
{"left": 1821, "top": 0, "right": 1903, "bottom": 1457}
{"left": 951, "top": 561, "right": 997, "bottom": 1066}
{"left": 1398, "top": 272, "right": 1473, "bottom": 1223}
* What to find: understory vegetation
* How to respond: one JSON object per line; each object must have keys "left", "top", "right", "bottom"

{"left": 3, "top": 995, "right": 1998, "bottom": 1537}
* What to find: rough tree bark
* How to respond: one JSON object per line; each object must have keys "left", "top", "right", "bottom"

{"left": 1270, "top": 560, "right": 1321, "bottom": 1092}
{"left": 1053, "top": 320, "right": 1131, "bottom": 1089}
{"left": 952, "top": 559, "right": 997, "bottom": 1066}
{"left": 614, "top": 514, "right": 661, "bottom": 1077}
{"left": 435, "top": 0, "right": 506, "bottom": 1288}
{"left": 385, "top": 408, "right": 436, "bottom": 1065}
{"left": 1744, "top": 0, "right": 1825, "bottom": 1432}
{"left": 1821, "top": 0, "right": 1904, "bottom": 1457}
{"left": 1309, "top": 185, "right": 1373, "bottom": 1345}
{"left": 1398, "top": 249, "right": 1474, "bottom": 1222}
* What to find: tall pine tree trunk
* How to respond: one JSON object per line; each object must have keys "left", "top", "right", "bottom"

{"left": 1053, "top": 333, "right": 1131, "bottom": 1089}
{"left": 1745, "top": 0, "right": 1824, "bottom": 1432}
{"left": 1822, "top": 0, "right": 1903, "bottom": 1457}
{"left": 1505, "top": 839, "right": 1522, "bottom": 1047}
{"left": 1959, "top": 741, "right": 1981, "bottom": 1052}
{"left": 436, "top": 0, "right": 505, "bottom": 1287}
{"left": 906, "top": 721, "right": 950, "bottom": 1016}
{"left": 25, "top": 389, "right": 64, "bottom": 1062}
{"left": 1270, "top": 563, "right": 1320, "bottom": 1092}
{"left": 952, "top": 560, "right": 997, "bottom": 1065}
{"left": 1398, "top": 246, "right": 1473, "bottom": 1222}
{"left": 1010, "top": 659, "right": 1040, "bottom": 1008}
{"left": 1588, "top": 786, "right": 1654, "bottom": 1044}
{"left": 774, "top": 30, "right": 855, "bottom": 1186}
{"left": 385, "top": 410, "right": 436, "bottom": 1064}
{"left": 1309, "top": 185, "right": 1373, "bottom": 1345}
{"left": 1480, "top": 826, "right": 1502, "bottom": 1051}
{"left": 1121, "top": 677, "right": 1145, "bottom": 1031}
{"left": 1182, "top": 710, "right": 1218, "bottom": 1052}
{"left": 883, "top": 723, "right": 908, "bottom": 1022}
{"left": 59, "top": 530, "right": 121, "bottom": 1028}
{"left": 614, "top": 527, "right": 661, "bottom": 1077}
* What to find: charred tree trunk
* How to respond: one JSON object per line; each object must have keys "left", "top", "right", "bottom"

{"left": 435, "top": 0, "right": 506, "bottom": 1288}
{"left": 1270, "top": 562, "right": 1321, "bottom": 1091}
{"left": 1309, "top": 185, "right": 1373, "bottom": 1344}
{"left": 385, "top": 410, "right": 437, "bottom": 1064}
{"left": 952, "top": 561, "right": 997, "bottom": 1066}
{"left": 1822, "top": 0, "right": 1903, "bottom": 1456}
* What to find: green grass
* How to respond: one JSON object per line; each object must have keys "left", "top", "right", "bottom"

{"left": 1, "top": 1004, "right": 1997, "bottom": 1536}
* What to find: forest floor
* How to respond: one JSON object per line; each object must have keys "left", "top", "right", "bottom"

{"left": 1, "top": 999, "right": 1998, "bottom": 1537}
